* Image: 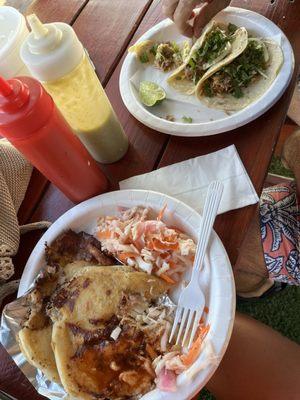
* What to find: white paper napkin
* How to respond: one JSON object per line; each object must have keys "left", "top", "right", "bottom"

{"left": 119, "top": 145, "right": 259, "bottom": 214}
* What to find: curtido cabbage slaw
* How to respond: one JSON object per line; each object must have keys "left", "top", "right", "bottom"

{"left": 97, "top": 205, "right": 211, "bottom": 392}
{"left": 97, "top": 205, "right": 196, "bottom": 284}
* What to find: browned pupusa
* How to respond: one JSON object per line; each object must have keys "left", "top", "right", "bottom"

{"left": 18, "top": 230, "right": 118, "bottom": 384}
{"left": 50, "top": 266, "right": 168, "bottom": 400}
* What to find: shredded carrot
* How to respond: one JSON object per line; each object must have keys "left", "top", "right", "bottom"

{"left": 180, "top": 325, "right": 210, "bottom": 366}
{"left": 117, "top": 252, "right": 138, "bottom": 262}
{"left": 204, "top": 306, "right": 209, "bottom": 314}
{"left": 157, "top": 204, "right": 167, "bottom": 221}
{"left": 132, "top": 240, "right": 143, "bottom": 251}
{"left": 168, "top": 260, "right": 177, "bottom": 269}
{"left": 164, "top": 234, "right": 178, "bottom": 242}
{"left": 160, "top": 252, "right": 169, "bottom": 259}
{"left": 152, "top": 238, "right": 179, "bottom": 251}
{"left": 145, "top": 238, "right": 154, "bottom": 250}
{"left": 97, "top": 230, "right": 113, "bottom": 239}
{"left": 189, "top": 254, "right": 195, "bottom": 262}
{"left": 160, "top": 273, "right": 176, "bottom": 284}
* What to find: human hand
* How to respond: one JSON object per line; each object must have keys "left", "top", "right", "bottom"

{"left": 162, "top": 0, "right": 231, "bottom": 38}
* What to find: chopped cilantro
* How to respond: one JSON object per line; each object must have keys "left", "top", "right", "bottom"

{"left": 188, "top": 58, "right": 196, "bottom": 69}
{"left": 182, "top": 116, "right": 193, "bottom": 123}
{"left": 204, "top": 39, "right": 268, "bottom": 98}
{"left": 139, "top": 52, "right": 149, "bottom": 63}
{"left": 232, "top": 85, "right": 243, "bottom": 98}
{"left": 150, "top": 44, "right": 158, "bottom": 56}
{"left": 171, "top": 41, "right": 180, "bottom": 53}
{"left": 228, "top": 23, "right": 238, "bottom": 34}
{"left": 193, "top": 73, "right": 200, "bottom": 85}
{"left": 203, "top": 81, "right": 213, "bottom": 97}
{"left": 197, "top": 28, "right": 230, "bottom": 63}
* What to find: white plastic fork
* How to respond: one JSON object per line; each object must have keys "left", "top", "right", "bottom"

{"left": 169, "top": 181, "right": 224, "bottom": 349}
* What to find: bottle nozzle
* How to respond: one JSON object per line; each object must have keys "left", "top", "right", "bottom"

{"left": 27, "top": 14, "right": 49, "bottom": 39}
{"left": 0, "top": 76, "right": 30, "bottom": 113}
{"left": 25, "top": 13, "right": 62, "bottom": 55}
{"left": 0, "top": 76, "right": 13, "bottom": 97}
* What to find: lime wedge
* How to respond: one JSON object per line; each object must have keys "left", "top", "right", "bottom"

{"left": 139, "top": 81, "right": 166, "bottom": 107}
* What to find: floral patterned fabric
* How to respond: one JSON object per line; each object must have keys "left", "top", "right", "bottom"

{"left": 260, "top": 182, "right": 300, "bottom": 285}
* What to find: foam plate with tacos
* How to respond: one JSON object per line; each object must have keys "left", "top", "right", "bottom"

{"left": 1, "top": 190, "right": 234, "bottom": 400}
{"left": 120, "top": 7, "right": 294, "bottom": 136}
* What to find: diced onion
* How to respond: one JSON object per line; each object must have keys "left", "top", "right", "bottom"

{"left": 136, "top": 256, "right": 153, "bottom": 274}
{"left": 110, "top": 326, "right": 122, "bottom": 340}
{"left": 156, "top": 262, "right": 170, "bottom": 276}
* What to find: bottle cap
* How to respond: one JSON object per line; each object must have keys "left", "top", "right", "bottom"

{"left": 20, "top": 14, "right": 83, "bottom": 82}
{"left": 26, "top": 14, "right": 63, "bottom": 54}
{"left": 0, "top": 6, "right": 30, "bottom": 79}
{"left": 0, "top": 75, "right": 30, "bottom": 112}
{"left": 0, "top": 76, "right": 53, "bottom": 138}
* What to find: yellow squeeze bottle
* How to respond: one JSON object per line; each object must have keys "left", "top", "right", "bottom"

{"left": 21, "top": 14, "right": 128, "bottom": 164}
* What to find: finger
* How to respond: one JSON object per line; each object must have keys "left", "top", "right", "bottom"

{"left": 162, "top": 0, "right": 179, "bottom": 20}
{"left": 174, "top": 0, "right": 199, "bottom": 37}
{"left": 193, "top": 0, "right": 231, "bottom": 38}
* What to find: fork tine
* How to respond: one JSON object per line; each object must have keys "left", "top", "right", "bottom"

{"left": 169, "top": 306, "right": 182, "bottom": 343}
{"left": 182, "top": 309, "right": 195, "bottom": 346}
{"left": 176, "top": 308, "right": 189, "bottom": 345}
{"left": 188, "top": 309, "right": 202, "bottom": 349}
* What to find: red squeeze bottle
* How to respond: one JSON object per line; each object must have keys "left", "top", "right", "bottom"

{"left": 0, "top": 76, "right": 108, "bottom": 202}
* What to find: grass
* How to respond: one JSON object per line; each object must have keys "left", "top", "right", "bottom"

{"left": 269, "top": 155, "right": 294, "bottom": 178}
{"left": 198, "top": 159, "right": 299, "bottom": 399}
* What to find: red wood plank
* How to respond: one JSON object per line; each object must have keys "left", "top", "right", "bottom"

{"left": 274, "top": 123, "right": 297, "bottom": 157}
{"left": 0, "top": 346, "right": 45, "bottom": 400}
{"left": 102, "top": 0, "right": 168, "bottom": 184}
{"left": 17, "top": 169, "right": 49, "bottom": 225}
{"left": 26, "top": 0, "right": 88, "bottom": 23}
{"left": 72, "top": 0, "right": 153, "bottom": 83}
{"left": 159, "top": 0, "right": 300, "bottom": 265}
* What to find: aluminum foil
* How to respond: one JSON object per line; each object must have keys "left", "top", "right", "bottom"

{"left": 0, "top": 276, "right": 70, "bottom": 400}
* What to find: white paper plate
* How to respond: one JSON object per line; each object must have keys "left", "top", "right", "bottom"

{"left": 19, "top": 189, "right": 235, "bottom": 400}
{"left": 120, "top": 7, "right": 294, "bottom": 137}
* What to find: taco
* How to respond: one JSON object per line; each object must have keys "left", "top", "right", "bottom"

{"left": 196, "top": 37, "right": 284, "bottom": 111}
{"left": 167, "top": 21, "right": 248, "bottom": 95}
{"left": 128, "top": 39, "right": 191, "bottom": 72}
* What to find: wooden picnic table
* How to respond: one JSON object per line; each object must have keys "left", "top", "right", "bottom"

{"left": 1, "top": 0, "right": 299, "bottom": 399}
